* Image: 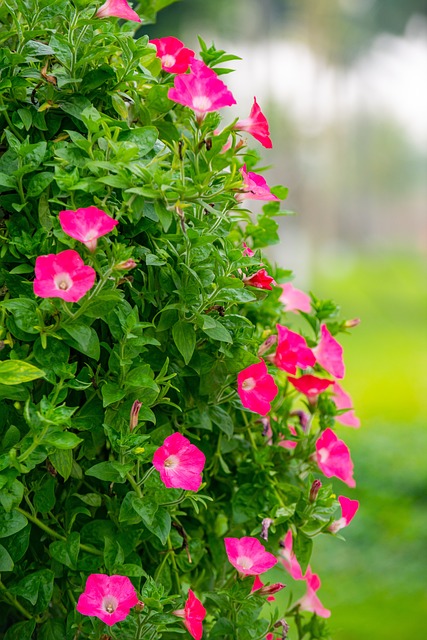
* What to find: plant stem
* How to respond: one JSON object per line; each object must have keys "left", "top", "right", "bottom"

{"left": 0, "top": 579, "right": 38, "bottom": 621}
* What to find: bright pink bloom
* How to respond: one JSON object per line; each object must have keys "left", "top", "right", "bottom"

{"left": 316, "top": 428, "right": 356, "bottom": 487}
{"left": 274, "top": 325, "right": 316, "bottom": 375}
{"left": 243, "top": 268, "right": 276, "bottom": 290}
{"left": 287, "top": 374, "right": 333, "bottom": 400}
{"left": 242, "top": 241, "right": 255, "bottom": 257}
{"left": 237, "top": 165, "right": 279, "bottom": 202}
{"left": 33, "top": 249, "right": 96, "bottom": 303}
{"left": 278, "top": 424, "right": 298, "bottom": 450}
{"left": 174, "top": 589, "right": 206, "bottom": 640}
{"left": 295, "top": 568, "right": 331, "bottom": 618}
{"left": 329, "top": 496, "right": 359, "bottom": 533}
{"left": 279, "top": 530, "right": 305, "bottom": 580}
{"left": 237, "top": 360, "right": 278, "bottom": 416}
{"left": 59, "top": 206, "right": 118, "bottom": 251}
{"left": 235, "top": 97, "right": 273, "bottom": 148}
{"left": 332, "top": 382, "right": 360, "bottom": 427}
{"left": 224, "top": 537, "right": 277, "bottom": 575}
{"left": 153, "top": 433, "right": 205, "bottom": 491}
{"left": 168, "top": 60, "right": 236, "bottom": 119}
{"left": 312, "top": 324, "right": 345, "bottom": 379}
{"left": 96, "top": 0, "right": 141, "bottom": 21}
{"left": 150, "top": 36, "right": 194, "bottom": 73}
{"left": 251, "top": 574, "right": 286, "bottom": 601}
{"left": 76, "top": 574, "right": 139, "bottom": 626}
{"left": 279, "top": 282, "right": 311, "bottom": 313}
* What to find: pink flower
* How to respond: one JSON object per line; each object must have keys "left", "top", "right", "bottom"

{"left": 243, "top": 268, "right": 276, "bottom": 290}
{"left": 242, "top": 241, "right": 255, "bottom": 257}
{"left": 278, "top": 424, "right": 298, "bottom": 450}
{"left": 174, "top": 589, "right": 206, "bottom": 640}
{"left": 296, "top": 568, "right": 331, "bottom": 618}
{"left": 312, "top": 324, "right": 345, "bottom": 379}
{"left": 33, "top": 249, "right": 96, "bottom": 303}
{"left": 274, "top": 325, "right": 316, "bottom": 375}
{"left": 316, "top": 428, "right": 356, "bottom": 487}
{"left": 152, "top": 432, "right": 205, "bottom": 492}
{"left": 278, "top": 282, "right": 311, "bottom": 313}
{"left": 329, "top": 496, "right": 359, "bottom": 533}
{"left": 96, "top": 0, "right": 141, "bottom": 21}
{"left": 235, "top": 97, "right": 273, "bottom": 148}
{"left": 59, "top": 206, "right": 118, "bottom": 251}
{"left": 150, "top": 36, "right": 194, "bottom": 73}
{"left": 237, "top": 360, "right": 278, "bottom": 416}
{"left": 237, "top": 165, "right": 279, "bottom": 202}
{"left": 279, "top": 530, "right": 305, "bottom": 580}
{"left": 251, "top": 575, "right": 286, "bottom": 601}
{"left": 76, "top": 574, "right": 139, "bottom": 626}
{"left": 224, "top": 536, "right": 277, "bottom": 575}
{"left": 332, "top": 382, "right": 360, "bottom": 427}
{"left": 287, "top": 374, "right": 333, "bottom": 400}
{"left": 168, "top": 60, "right": 236, "bottom": 119}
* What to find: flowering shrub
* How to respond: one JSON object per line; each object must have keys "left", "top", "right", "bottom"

{"left": 0, "top": 2, "right": 361, "bottom": 639}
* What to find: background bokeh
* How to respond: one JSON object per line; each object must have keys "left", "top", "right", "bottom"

{"left": 146, "top": 1, "right": 427, "bottom": 637}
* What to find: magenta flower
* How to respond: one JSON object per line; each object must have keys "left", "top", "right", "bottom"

{"left": 316, "top": 428, "right": 356, "bottom": 487}
{"left": 329, "top": 496, "right": 359, "bottom": 533}
{"left": 237, "top": 165, "right": 279, "bottom": 202}
{"left": 243, "top": 268, "right": 276, "bottom": 290}
{"left": 332, "top": 382, "right": 360, "bottom": 427}
{"left": 153, "top": 432, "right": 205, "bottom": 492}
{"left": 59, "top": 206, "right": 118, "bottom": 251}
{"left": 235, "top": 97, "right": 273, "bottom": 148}
{"left": 278, "top": 282, "right": 311, "bottom": 313}
{"left": 279, "top": 530, "right": 305, "bottom": 580}
{"left": 312, "top": 324, "right": 345, "bottom": 379}
{"left": 278, "top": 424, "right": 298, "bottom": 450}
{"left": 242, "top": 241, "right": 255, "bottom": 257}
{"left": 150, "top": 36, "right": 194, "bottom": 73}
{"left": 224, "top": 536, "right": 277, "bottom": 575}
{"left": 287, "top": 374, "right": 333, "bottom": 401}
{"left": 251, "top": 574, "right": 286, "bottom": 601}
{"left": 96, "top": 0, "right": 141, "bottom": 21}
{"left": 168, "top": 59, "right": 236, "bottom": 119}
{"left": 237, "top": 360, "right": 278, "bottom": 416}
{"left": 274, "top": 325, "right": 316, "bottom": 375}
{"left": 33, "top": 249, "right": 96, "bottom": 303}
{"left": 76, "top": 574, "right": 139, "bottom": 626}
{"left": 295, "top": 568, "right": 331, "bottom": 618}
{"left": 174, "top": 589, "right": 206, "bottom": 640}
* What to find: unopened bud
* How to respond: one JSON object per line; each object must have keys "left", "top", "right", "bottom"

{"left": 135, "top": 600, "right": 145, "bottom": 612}
{"left": 116, "top": 259, "right": 137, "bottom": 270}
{"left": 130, "top": 400, "right": 142, "bottom": 431}
{"left": 344, "top": 317, "right": 361, "bottom": 328}
{"left": 259, "top": 582, "right": 286, "bottom": 596}
{"left": 260, "top": 517, "right": 274, "bottom": 541}
{"left": 274, "top": 619, "right": 290, "bottom": 638}
{"left": 257, "top": 334, "right": 277, "bottom": 356}
{"left": 289, "top": 410, "right": 310, "bottom": 432}
{"left": 309, "top": 479, "right": 322, "bottom": 502}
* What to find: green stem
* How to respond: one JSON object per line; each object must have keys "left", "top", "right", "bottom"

{"left": 167, "top": 535, "right": 181, "bottom": 593}
{"left": 138, "top": 465, "right": 155, "bottom": 486}
{"left": 18, "top": 425, "right": 49, "bottom": 463}
{"left": 0, "top": 579, "right": 37, "bottom": 621}
{"left": 126, "top": 472, "right": 143, "bottom": 498}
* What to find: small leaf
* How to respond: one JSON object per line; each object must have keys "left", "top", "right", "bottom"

{"left": 0, "top": 543, "right": 14, "bottom": 571}
{"left": 49, "top": 449, "right": 73, "bottom": 481}
{"left": 44, "top": 431, "right": 82, "bottom": 450}
{"left": 0, "top": 509, "right": 28, "bottom": 538}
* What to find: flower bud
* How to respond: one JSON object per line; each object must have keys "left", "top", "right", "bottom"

{"left": 130, "top": 400, "right": 142, "bottom": 431}
{"left": 344, "top": 317, "right": 361, "bottom": 328}
{"left": 135, "top": 601, "right": 145, "bottom": 612}
{"left": 116, "top": 259, "right": 137, "bottom": 270}
{"left": 259, "top": 582, "right": 286, "bottom": 596}
{"left": 309, "top": 479, "right": 322, "bottom": 502}
{"left": 260, "top": 517, "right": 273, "bottom": 541}
{"left": 257, "top": 334, "right": 277, "bottom": 356}
{"left": 289, "top": 410, "right": 310, "bottom": 432}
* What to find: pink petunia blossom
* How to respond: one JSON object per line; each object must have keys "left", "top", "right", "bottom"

{"left": 237, "top": 360, "right": 278, "bottom": 416}
{"left": 234, "top": 97, "right": 273, "bottom": 148}
{"left": 174, "top": 589, "right": 206, "bottom": 640}
{"left": 236, "top": 165, "right": 279, "bottom": 202}
{"left": 312, "top": 324, "right": 345, "bottom": 379}
{"left": 242, "top": 241, "right": 255, "bottom": 257}
{"left": 168, "top": 59, "right": 236, "bottom": 120}
{"left": 224, "top": 536, "right": 277, "bottom": 576}
{"left": 278, "top": 424, "right": 298, "bottom": 450}
{"left": 251, "top": 574, "right": 286, "bottom": 601}
{"left": 243, "top": 268, "right": 276, "bottom": 290}
{"left": 76, "top": 574, "right": 139, "bottom": 626}
{"left": 153, "top": 433, "right": 205, "bottom": 492}
{"left": 316, "top": 428, "right": 356, "bottom": 488}
{"left": 278, "top": 282, "right": 311, "bottom": 313}
{"left": 329, "top": 496, "right": 359, "bottom": 533}
{"left": 295, "top": 567, "right": 331, "bottom": 618}
{"left": 33, "top": 249, "right": 96, "bottom": 303}
{"left": 150, "top": 36, "right": 194, "bottom": 73}
{"left": 332, "top": 382, "right": 360, "bottom": 427}
{"left": 279, "top": 530, "right": 305, "bottom": 580}
{"left": 59, "top": 206, "right": 118, "bottom": 251}
{"left": 287, "top": 374, "right": 333, "bottom": 401}
{"left": 96, "top": 0, "right": 141, "bottom": 21}
{"left": 274, "top": 325, "right": 316, "bottom": 375}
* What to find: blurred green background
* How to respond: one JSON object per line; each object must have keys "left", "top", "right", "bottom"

{"left": 147, "top": 1, "right": 427, "bottom": 637}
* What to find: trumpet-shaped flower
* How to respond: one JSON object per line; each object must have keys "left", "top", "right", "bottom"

{"left": 235, "top": 97, "right": 273, "bottom": 148}
{"left": 76, "top": 574, "right": 139, "bottom": 626}
{"left": 174, "top": 589, "right": 206, "bottom": 640}
{"left": 279, "top": 282, "right": 311, "bottom": 313}
{"left": 237, "top": 360, "right": 278, "bottom": 416}
{"left": 329, "top": 496, "right": 359, "bottom": 533}
{"left": 279, "top": 530, "right": 305, "bottom": 580}
{"left": 225, "top": 536, "right": 277, "bottom": 575}
{"left": 312, "top": 324, "right": 345, "bottom": 379}
{"left": 296, "top": 568, "right": 331, "bottom": 618}
{"left": 274, "top": 325, "right": 316, "bottom": 374}
{"left": 237, "top": 165, "right": 279, "bottom": 202}
{"left": 153, "top": 432, "right": 205, "bottom": 491}
{"left": 96, "top": 0, "right": 141, "bottom": 22}
{"left": 316, "top": 428, "right": 356, "bottom": 487}
{"left": 287, "top": 374, "right": 333, "bottom": 400}
{"left": 33, "top": 250, "right": 96, "bottom": 303}
{"left": 332, "top": 382, "right": 360, "bottom": 427}
{"left": 59, "top": 206, "right": 118, "bottom": 251}
{"left": 243, "top": 268, "right": 276, "bottom": 290}
{"left": 150, "top": 36, "right": 194, "bottom": 73}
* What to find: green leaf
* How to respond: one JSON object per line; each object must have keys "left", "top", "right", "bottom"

{"left": 143, "top": 507, "right": 171, "bottom": 545}
{"left": 27, "top": 172, "right": 54, "bottom": 197}
{"left": 101, "top": 382, "right": 126, "bottom": 407}
{"left": 0, "top": 543, "right": 14, "bottom": 571}
{"left": 202, "top": 317, "right": 232, "bottom": 343}
{"left": 132, "top": 496, "right": 158, "bottom": 526}
{"left": 3, "top": 620, "right": 36, "bottom": 640}
{"left": 172, "top": 321, "right": 196, "bottom": 364}
{"left": 82, "top": 65, "right": 116, "bottom": 92}
{"left": 270, "top": 185, "right": 289, "bottom": 200}
{"left": 209, "top": 406, "right": 234, "bottom": 437}
{"left": 49, "top": 449, "right": 73, "bottom": 481}
{"left": 83, "top": 290, "right": 124, "bottom": 318}
{"left": 2, "top": 299, "right": 39, "bottom": 334}
{"left": 0, "top": 479, "right": 24, "bottom": 512}
{"left": 33, "top": 477, "right": 56, "bottom": 513}
{"left": 0, "top": 360, "right": 45, "bottom": 385}
{"left": 10, "top": 569, "right": 54, "bottom": 609}
{"left": 49, "top": 532, "right": 80, "bottom": 569}
{"left": 293, "top": 532, "right": 313, "bottom": 575}
{"left": 38, "top": 620, "right": 65, "bottom": 640}
{"left": 61, "top": 324, "right": 100, "bottom": 360}
{"left": 118, "top": 126, "right": 158, "bottom": 157}
{"left": 74, "top": 493, "right": 102, "bottom": 507}
{"left": 0, "top": 509, "right": 28, "bottom": 538}
{"left": 45, "top": 431, "right": 82, "bottom": 450}
{"left": 86, "top": 461, "right": 130, "bottom": 483}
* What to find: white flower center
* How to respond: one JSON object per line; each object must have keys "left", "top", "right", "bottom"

{"left": 236, "top": 555, "right": 253, "bottom": 570}
{"left": 102, "top": 595, "right": 118, "bottom": 614}
{"left": 164, "top": 454, "right": 179, "bottom": 469}
{"left": 318, "top": 447, "right": 329, "bottom": 464}
{"left": 192, "top": 95, "right": 212, "bottom": 112}
{"left": 242, "top": 377, "right": 256, "bottom": 391}
{"left": 54, "top": 273, "right": 73, "bottom": 291}
{"left": 162, "top": 54, "right": 176, "bottom": 68}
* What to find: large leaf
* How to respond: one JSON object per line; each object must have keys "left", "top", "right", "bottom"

{"left": 0, "top": 360, "right": 45, "bottom": 385}
{"left": 172, "top": 321, "right": 196, "bottom": 364}
{"left": 0, "top": 509, "right": 28, "bottom": 538}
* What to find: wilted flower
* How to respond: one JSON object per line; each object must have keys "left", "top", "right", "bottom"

{"left": 312, "top": 324, "right": 345, "bottom": 379}
{"left": 235, "top": 97, "right": 273, "bottom": 148}
{"left": 329, "top": 496, "right": 359, "bottom": 533}
{"left": 316, "top": 428, "right": 356, "bottom": 487}
{"left": 224, "top": 536, "right": 277, "bottom": 575}
{"left": 237, "top": 165, "right": 279, "bottom": 202}
{"left": 59, "top": 206, "right": 118, "bottom": 251}
{"left": 237, "top": 360, "right": 278, "bottom": 416}
{"left": 150, "top": 36, "right": 194, "bottom": 73}
{"left": 278, "top": 282, "right": 311, "bottom": 313}
{"left": 173, "top": 589, "right": 206, "bottom": 640}
{"left": 153, "top": 432, "right": 205, "bottom": 491}
{"left": 76, "top": 574, "right": 139, "bottom": 626}
{"left": 96, "top": 0, "right": 141, "bottom": 22}
{"left": 33, "top": 249, "right": 96, "bottom": 302}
